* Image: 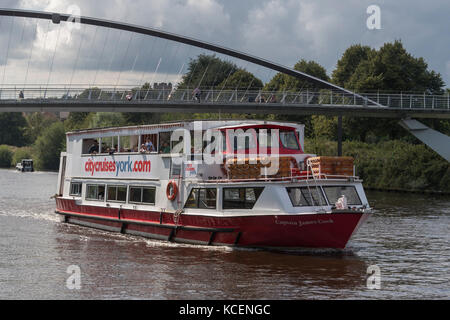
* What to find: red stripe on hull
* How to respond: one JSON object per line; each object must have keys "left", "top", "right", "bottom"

{"left": 55, "top": 198, "right": 367, "bottom": 249}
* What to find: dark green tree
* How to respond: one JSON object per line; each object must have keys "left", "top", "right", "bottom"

{"left": 332, "top": 40, "right": 446, "bottom": 141}
{"left": 264, "top": 59, "right": 330, "bottom": 92}
{"left": 24, "top": 112, "right": 58, "bottom": 144}
{"left": 177, "top": 54, "right": 238, "bottom": 89}
{"left": 33, "top": 121, "right": 66, "bottom": 171}
{"left": 0, "top": 113, "right": 28, "bottom": 146}
{"left": 265, "top": 59, "right": 330, "bottom": 136}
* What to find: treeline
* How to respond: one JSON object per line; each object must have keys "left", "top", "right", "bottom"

{"left": 0, "top": 40, "right": 449, "bottom": 192}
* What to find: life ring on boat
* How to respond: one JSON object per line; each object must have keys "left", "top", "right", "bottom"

{"left": 166, "top": 180, "right": 178, "bottom": 201}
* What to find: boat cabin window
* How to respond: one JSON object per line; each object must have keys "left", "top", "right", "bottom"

{"left": 86, "top": 184, "right": 105, "bottom": 201}
{"left": 279, "top": 131, "right": 300, "bottom": 150}
{"left": 184, "top": 188, "right": 217, "bottom": 209}
{"left": 100, "top": 136, "right": 118, "bottom": 154}
{"left": 286, "top": 187, "right": 327, "bottom": 207}
{"left": 222, "top": 187, "right": 264, "bottom": 209}
{"left": 83, "top": 139, "right": 100, "bottom": 154}
{"left": 129, "top": 186, "right": 156, "bottom": 205}
{"left": 69, "top": 182, "right": 82, "bottom": 196}
{"left": 159, "top": 132, "right": 171, "bottom": 153}
{"left": 170, "top": 160, "right": 181, "bottom": 178}
{"left": 106, "top": 185, "right": 127, "bottom": 202}
{"left": 141, "top": 134, "right": 158, "bottom": 152}
{"left": 323, "top": 186, "right": 362, "bottom": 206}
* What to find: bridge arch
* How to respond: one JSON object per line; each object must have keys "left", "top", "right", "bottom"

{"left": 0, "top": 8, "right": 380, "bottom": 106}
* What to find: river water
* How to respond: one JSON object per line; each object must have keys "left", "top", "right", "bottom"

{"left": 0, "top": 169, "right": 448, "bottom": 300}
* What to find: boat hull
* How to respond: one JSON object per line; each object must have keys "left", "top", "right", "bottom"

{"left": 55, "top": 198, "right": 368, "bottom": 249}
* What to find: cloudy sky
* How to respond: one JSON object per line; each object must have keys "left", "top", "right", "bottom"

{"left": 0, "top": 0, "right": 449, "bottom": 89}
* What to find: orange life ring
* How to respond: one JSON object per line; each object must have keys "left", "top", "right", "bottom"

{"left": 166, "top": 180, "right": 178, "bottom": 201}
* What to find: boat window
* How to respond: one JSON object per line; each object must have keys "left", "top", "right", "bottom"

{"left": 222, "top": 187, "right": 264, "bottom": 209}
{"left": 184, "top": 188, "right": 217, "bottom": 209}
{"left": 141, "top": 134, "right": 158, "bottom": 152}
{"left": 106, "top": 185, "right": 127, "bottom": 202}
{"left": 86, "top": 184, "right": 105, "bottom": 201}
{"left": 82, "top": 138, "right": 100, "bottom": 154}
{"left": 100, "top": 137, "right": 113, "bottom": 153}
{"left": 159, "top": 132, "right": 171, "bottom": 153}
{"left": 286, "top": 187, "right": 326, "bottom": 207}
{"left": 170, "top": 160, "right": 181, "bottom": 178}
{"left": 142, "top": 187, "right": 156, "bottom": 204}
{"left": 69, "top": 182, "right": 82, "bottom": 196}
{"left": 323, "top": 186, "right": 362, "bottom": 206}
{"left": 119, "top": 136, "right": 132, "bottom": 152}
{"left": 280, "top": 131, "right": 300, "bottom": 150}
{"left": 129, "top": 186, "right": 156, "bottom": 205}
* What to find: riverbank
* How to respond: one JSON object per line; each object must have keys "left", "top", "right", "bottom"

{"left": 304, "top": 138, "right": 450, "bottom": 194}
{"left": 2, "top": 136, "right": 449, "bottom": 194}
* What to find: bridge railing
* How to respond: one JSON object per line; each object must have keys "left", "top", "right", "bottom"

{"left": 0, "top": 87, "right": 449, "bottom": 110}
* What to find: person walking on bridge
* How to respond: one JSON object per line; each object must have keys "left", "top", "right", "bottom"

{"left": 193, "top": 87, "right": 201, "bottom": 102}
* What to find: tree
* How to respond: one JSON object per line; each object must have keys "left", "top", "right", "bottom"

{"left": 177, "top": 54, "right": 238, "bottom": 89}
{"left": 0, "top": 113, "right": 28, "bottom": 146}
{"left": 332, "top": 40, "right": 446, "bottom": 141}
{"left": 0, "top": 145, "right": 13, "bottom": 168}
{"left": 265, "top": 59, "right": 331, "bottom": 136}
{"left": 216, "top": 69, "right": 263, "bottom": 91}
{"left": 33, "top": 122, "right": 66, "bottom": 171}
{"left": 264, "top": 59, "right": 330, "bottom": 92}
{"left": 24, "top": 112, "right": 59, "bottom": 144}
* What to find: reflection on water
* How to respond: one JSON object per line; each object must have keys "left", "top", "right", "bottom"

{"left": 0, "top": 169, "right": 448, "bottom": 299}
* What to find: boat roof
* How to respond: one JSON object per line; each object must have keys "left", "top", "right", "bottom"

{"left": 66, "top": 120, "right": 304, "bottom": 138}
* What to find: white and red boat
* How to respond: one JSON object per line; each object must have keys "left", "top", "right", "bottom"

{"left": 55, "top": 120, "right": 371, "bottom": 250}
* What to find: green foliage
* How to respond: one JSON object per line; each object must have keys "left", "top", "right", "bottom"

{"left": 85, "top": 112, "right": 126, "bottom": 128}
{"left": 0, "top": 113, "right": 28, "bottom": 146}
{"left": 217, "top": 69, "right": 263, "bottom": 90}
{"left": 64, "top": 112, "right": 91, "bottom": 131}
{"left": 0, "top": 145, "right": 13, "bottom": 168}
{"left": 177, "top": 54, "right": 238, "bottom": 89}
{"left": 264, "top": 59, "right": 330, "bottom": 92}
{"left": 12, "top": 146, "right": 33, "bottom": 166}
{"left": 33, "top": 122, "right": 66, "bottom": 171}
{"left": 332, "top": 40, "right": 446, "bottom": 142}
{"left": 305, "top": 138, "right": 450, "bottom": 193}
{"left": 24, "top": 112, "right": 59, "bottom": 144}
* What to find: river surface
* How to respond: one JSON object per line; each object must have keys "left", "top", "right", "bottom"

{"left": 0, "top": 169, "right": 448, "bottom": 300}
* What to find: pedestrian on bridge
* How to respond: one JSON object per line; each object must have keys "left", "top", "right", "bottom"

{"left": 193, "top": 87, "right": 201, "bottom": 102}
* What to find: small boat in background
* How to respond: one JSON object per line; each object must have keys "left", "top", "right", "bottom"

{"left": 16, "top": 159, "right": 34, "bottom": 172}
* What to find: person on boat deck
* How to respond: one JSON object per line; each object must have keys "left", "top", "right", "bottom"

{"left": 139, "top": 144, "right": 147, "bottom": 153}
{"left": 88, "top": 140, "right": 99, "bottom": 154}
{"left": 145, "top": 140, "right": 155, "bottom": 152}
{"left": 162, "top": 142, "right": 170, "bottom": 153}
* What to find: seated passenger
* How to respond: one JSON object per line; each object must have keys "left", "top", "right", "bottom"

{"left": 139, "top": 144, "right": 147, "bottom": 153}
{"left": 88, "top": 140, "right": 99, "bottom": 154}
{"left": 145, "top": 140, "right": 155, "bottom": 152}
{"left": 162, "top": 142, "right": 170, "bottom": 153}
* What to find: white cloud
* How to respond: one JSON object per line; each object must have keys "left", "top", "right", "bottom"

{"left": 0, "top": 0, "right": 448, "bottom": 88}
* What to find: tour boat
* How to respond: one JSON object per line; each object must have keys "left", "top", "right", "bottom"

{"left": 55, "top": 120, "right": 371, "bottom": 250}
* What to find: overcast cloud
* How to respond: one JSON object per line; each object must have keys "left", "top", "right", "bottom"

{"left": 0, "top": 0, "right": 448, "bottom": 88}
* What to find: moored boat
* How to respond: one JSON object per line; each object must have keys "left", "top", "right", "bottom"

{"left": 55, "top": 120, "right": 371, "bottom": 250}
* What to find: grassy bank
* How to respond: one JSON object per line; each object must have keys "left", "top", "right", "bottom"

{"left": 304, "top": 138, "right": 450, "bottom": 194}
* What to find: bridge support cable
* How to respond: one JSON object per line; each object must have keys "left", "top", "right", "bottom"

{"left": 23, "top": 20, "right": 38, "bottom": 91}
{"left": 67, "top": 24, "right": 87, "bottom": 98}
{"left": 44, "top": 22, "right": 62, "bottom": 99}
{"left": 0, "top": 16, "right": 14, "bottom": 99}
{"left": 399, "top": 119, "right": 450, "bottom": 162}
